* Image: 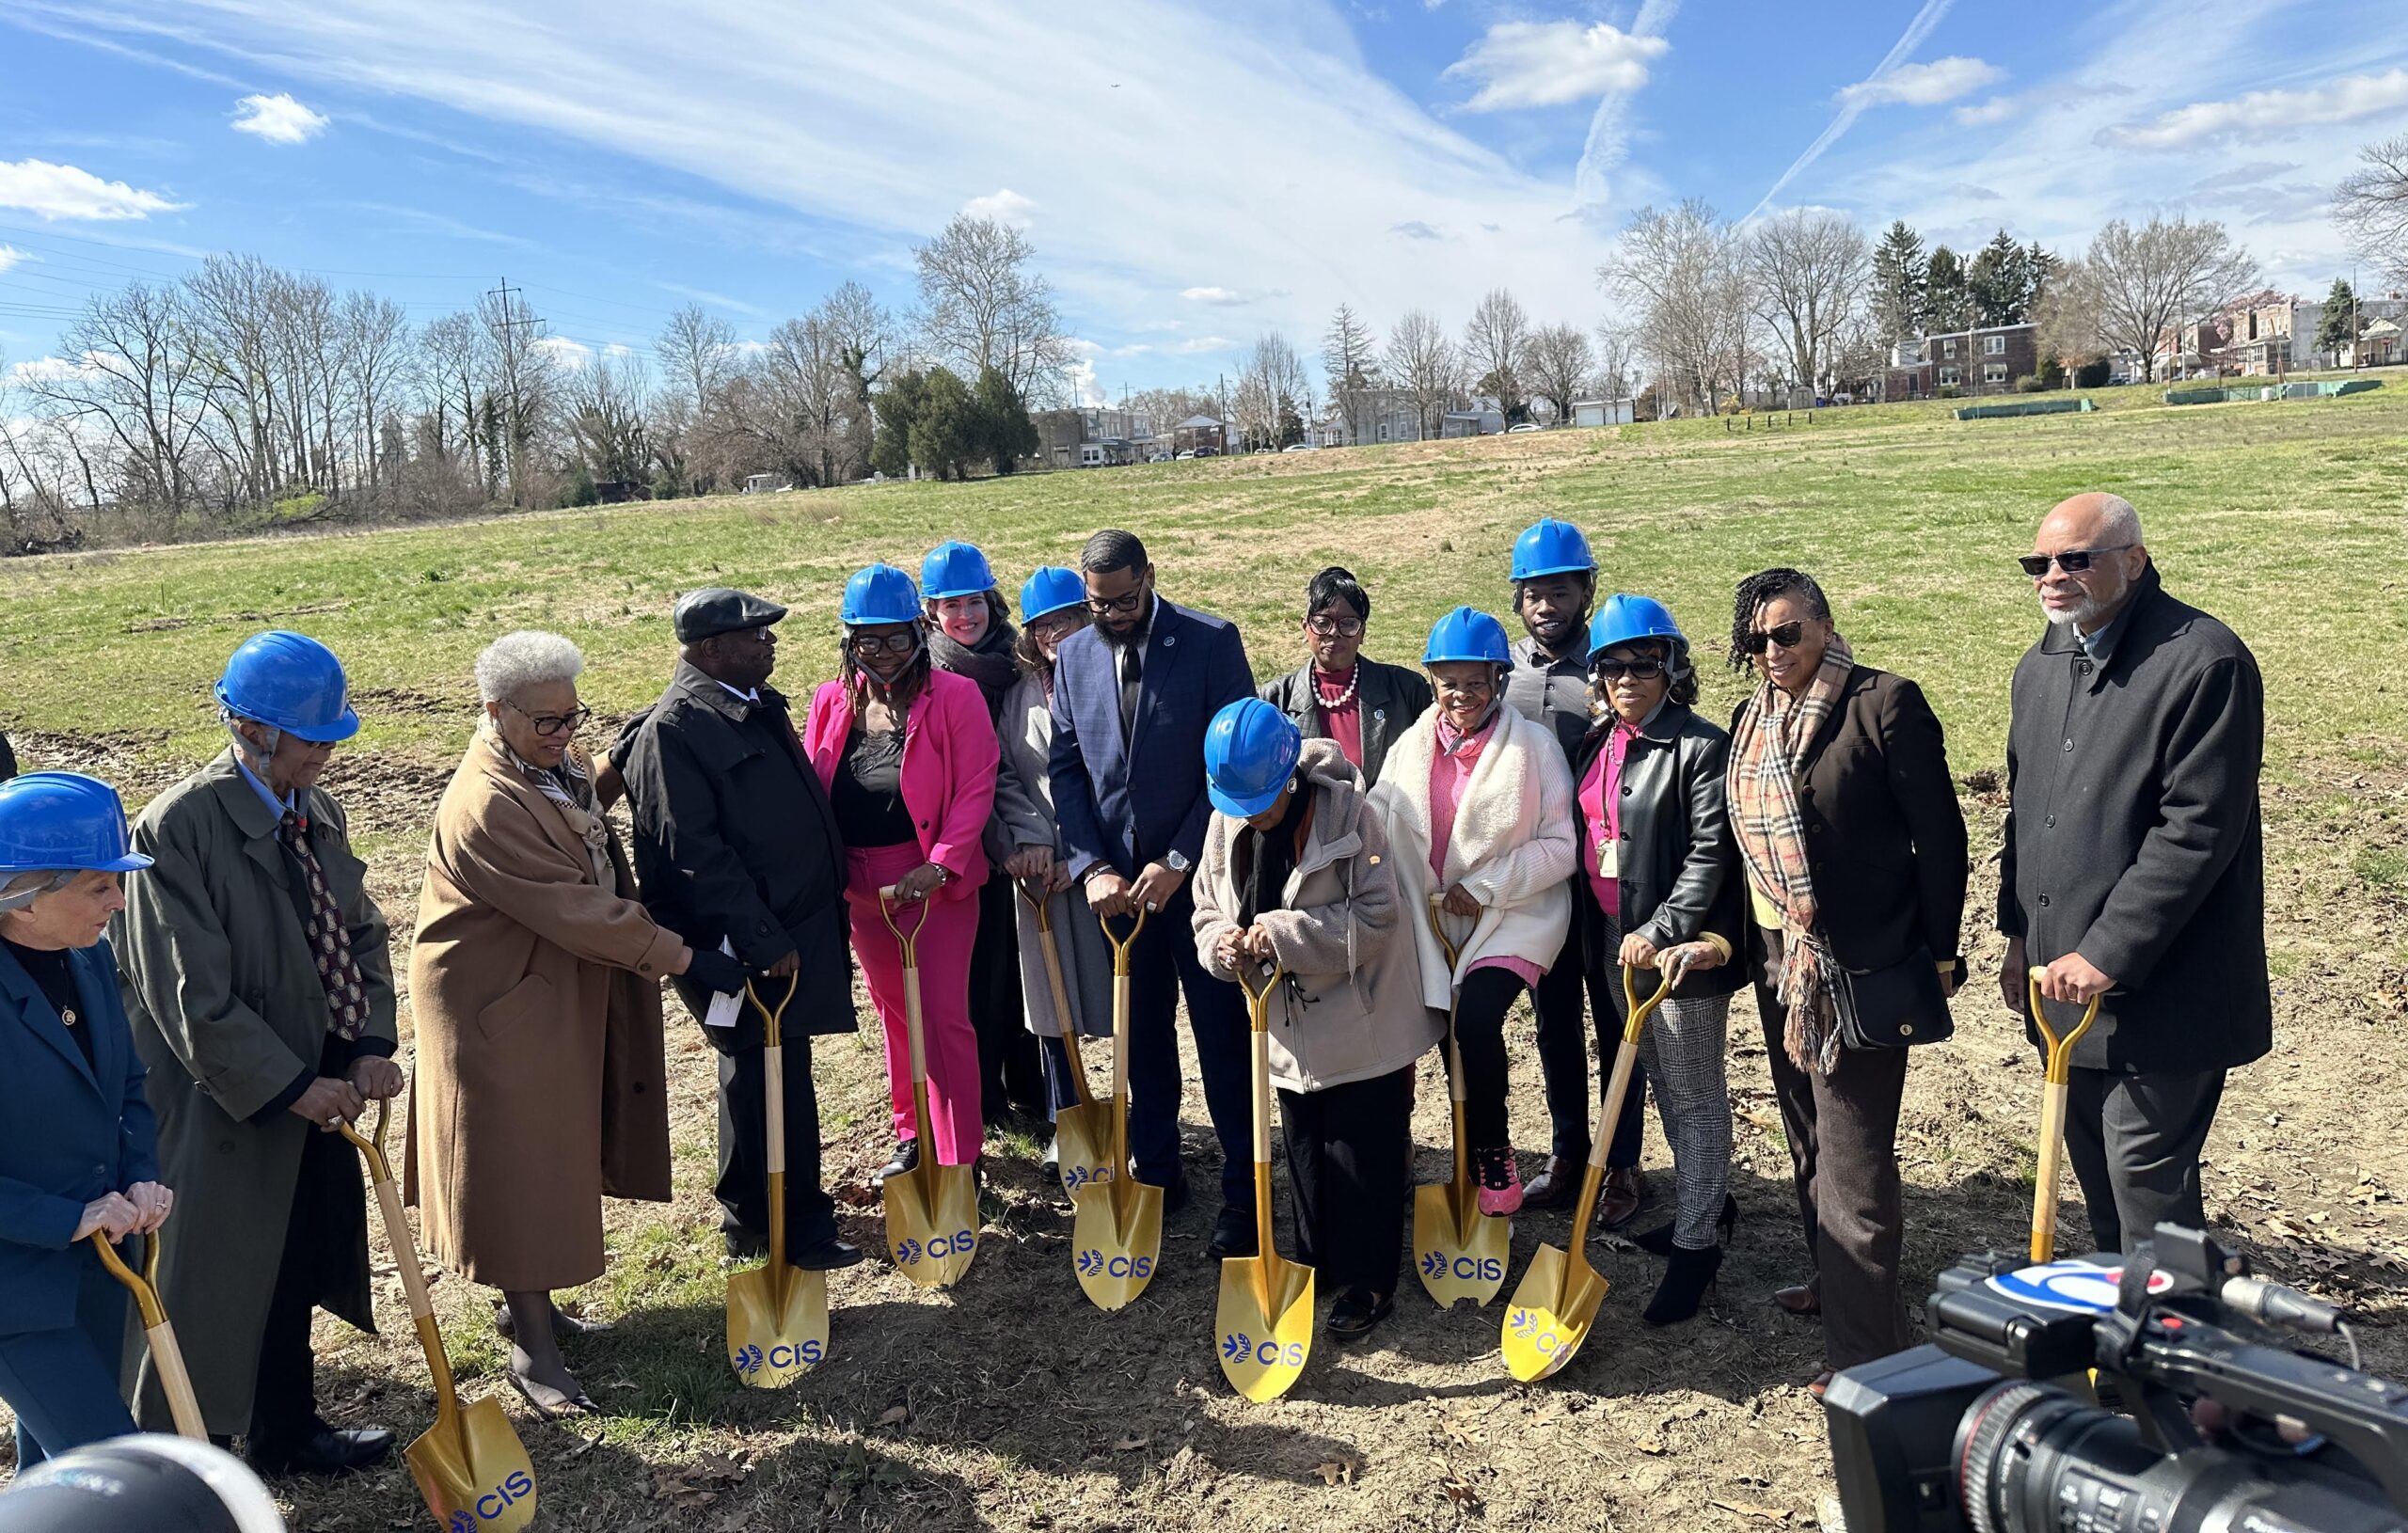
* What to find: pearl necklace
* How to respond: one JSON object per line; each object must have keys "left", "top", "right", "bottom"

{"left": 1315, "top": 661, "right": 1361, "bottom": 712}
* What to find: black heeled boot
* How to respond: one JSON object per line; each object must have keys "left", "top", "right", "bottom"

{"left": 1632, "top": 1193, "right": 1737, "bottom": 1256}
{"left": 1641, "top": 1241, "right": 1724, "bottom": 1326}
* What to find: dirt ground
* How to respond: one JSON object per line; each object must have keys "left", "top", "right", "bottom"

{"left": 6, "top": 730, "right": 2405, "bottom": 1532}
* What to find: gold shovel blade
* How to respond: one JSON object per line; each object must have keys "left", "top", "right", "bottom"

{"left": 1069, "top": 1176, "right": 1164, "bottom": 1311}
{"left": 1500, "top": 1241, "right": 1607, "bottom": 1383}
{"left": 1411, "top": 1180, "right": 1512, "bottom": 1308}
{"left": 1051, "top": 1098, "right": 1117, "bottom": 1200}
{"left": 1215, "top": 1256, "right": 1315, "bottom": 1402}
{"left": 405, "top": 1396, "right": 537, "bottom": 1533}
{"left": 885, "top": 1157, "right": 980, "bottom": 1289}
{"left": 725, "top": 1262, "right": 829, "bottom": 1386}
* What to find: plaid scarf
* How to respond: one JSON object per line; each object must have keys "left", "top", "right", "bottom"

{"left": 1726, "top": 630, "right": 1855, "bottom": 1075}
{"left": 483, "top": 720, "right": 612, "bottom": 885}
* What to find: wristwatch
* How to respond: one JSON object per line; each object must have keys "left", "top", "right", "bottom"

{"left": 1164, "top": 850, "right": 1192, "bottom": 875}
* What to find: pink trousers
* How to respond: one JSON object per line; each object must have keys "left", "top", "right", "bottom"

{"left": 846, "top": 843, "right": 983, "bottom": 1167}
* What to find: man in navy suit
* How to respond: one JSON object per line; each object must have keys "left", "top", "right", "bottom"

{"left": 1049, "top": 529, "right": 1260, "bottom": 1255}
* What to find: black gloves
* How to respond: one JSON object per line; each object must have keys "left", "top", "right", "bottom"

{"left": 683, "top": 947, "right": 747, "bottom": 998}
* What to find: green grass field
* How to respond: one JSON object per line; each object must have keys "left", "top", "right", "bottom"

{"left": 3, "top": 376, "right": 2405, "bottom": 1531}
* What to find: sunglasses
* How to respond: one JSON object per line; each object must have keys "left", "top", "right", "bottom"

{"left": 849, "top": 631, "right": 920, "bottom": 656}
{"left": 505, "top": 702, "right": 592, "bottom": 738}
{"left": 1593, "top": 657, "right": 1667, "bottom": 682}
{"left": 1306, "top": 614, "right": 1366, "bottom": 639}
{"left": 1741, "top": 621, "right": 1812, "bottom": 655}
{"left": 2018, "top": 545, "right": 2133, "bottom": 578}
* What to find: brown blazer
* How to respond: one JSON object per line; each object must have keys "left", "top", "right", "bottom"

{"left": 404, "top": 739, "right": 682, "bottom": 1292}
{"left": 1734, "top": 666, "right": 1970, "bottom": 975}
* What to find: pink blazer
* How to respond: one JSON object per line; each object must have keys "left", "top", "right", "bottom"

{"left": 804, "top": 667, "right": 999, "bottom": 900}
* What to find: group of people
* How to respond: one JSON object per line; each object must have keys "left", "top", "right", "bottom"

{"left": 0, "top": 488, "right": 2268, "bottom": 1476}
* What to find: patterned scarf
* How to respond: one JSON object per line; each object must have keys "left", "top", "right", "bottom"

{"left": 483, "top": 719, "right": 611, "bottom": 885}
{"left": 1726, "top": 630, "right": 1855, "bottom": 1075}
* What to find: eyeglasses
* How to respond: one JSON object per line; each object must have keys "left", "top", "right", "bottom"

{"left": 1431, "top": 672, "right": 1497, "bottom": 697}
{"left": 2018, "top": 545, "right": 2133, "bottom": 578}
{"left": 1085, "top": 589, "right": 1148, "bottom": 615}
{"left": 1741, "top": 621, "right": 1811, "bottom": 655}
{"left": 849, "top": 630, "right": 921, "bottom": 656}
{"left": 1306, "top": 614, "right": 1366, "bottom": 639}
{"left": 505, "top": 702, "right": 591, "bottom": 738}
{"left": 1593, "top": 657, "right": 1667, "bottom": 682}
{"left": 1029, "top": 612, "right": 1085, "bottom": 640}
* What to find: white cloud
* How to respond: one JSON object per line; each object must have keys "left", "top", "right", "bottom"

{"left": 1573, "top": 0, "right": 1681, "bottom": 217}
{"left": 1953, "top": 94, "right": 2020, "bottom": 127}
{"left": 1174, "top": 336, "right": 1235, "bottom": 354}
{"left": 2106, "top": 67, "right": 2408, "bottom": 151}
{"left": 960, "top": 187, "right": 1035, "bottom": 228}
{"left": 230, "top": 91, "right": 329, "bottom": 144}
{"left": 532, "top": 334, "right": 593, "bottom": 365}
{"left": 0, "top": 157, "right": 182, "bottom": 220}
{"left": 1180, "top": 285, "right": 1244, "bottom": 305}
{"left": 1743, "top": 0, "right": 1956, "bottom": 220}
{"left": 1444, "top": 20, "right": 1668, "bottom": 112}
{"left": 603, "top": 341, "right": 633, "bottom": 358}
{"left": 1839, "top": 55, "right": 2002, "bottom": 109}
{"left": 0, "top": 245, "right": 25, "bottom": 275}
{"left": 5, "top": 356, "right": 90, "bottom": 386}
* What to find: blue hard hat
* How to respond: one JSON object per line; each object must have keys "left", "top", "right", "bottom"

{"left": 1588, "top": 593, "right": 1687, "bottom": 660}
{"left": 214, "top": 631, "right": 359, "bottom": 743}
{"left": 0, "top": 772, "right": 152, "bottom": 878}
{"left": 1510, "top": 518, "right": 1596, "bottom": 581}
{"left": 1204, "top": 699, "right": 1304, "bottom": 818}
{"left": 1020, "top": 566, "right": 1086, "bottom": 624}
{"left": 1422, "top": 606, "right": 1512, "bottom": 667}
{"left": 922, "top": 541, "right": 996, "bottom": 600}
{"left": 841, "top": 564, "right": 922, "bottom": 626}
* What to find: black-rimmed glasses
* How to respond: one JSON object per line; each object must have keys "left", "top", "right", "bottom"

{"left": 506, "top": 702, "right": 592, "bottom": 737}
{"left": 848, "top": 631, "right": 920, "bottom": 656}
{"left": 1085, "top": 589, "right": 1147, "bottom": 616}
{"left": 1306, "top": 614, "right": 1366, "bottom": 639}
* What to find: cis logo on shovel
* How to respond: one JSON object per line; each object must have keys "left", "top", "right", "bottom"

{"left": 896, "top": 1229, "right": 976, "bottom": 1266}
{"left": 445, "top": 1470, "right": 536, "bottom": 1531}
{"left": 1424, "top": 1250, "right": 1504, "bottom": 1283}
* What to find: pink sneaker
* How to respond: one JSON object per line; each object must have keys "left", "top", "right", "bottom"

{"left": 1473, "top": 1147, "right": 1523, "bottom": 1216}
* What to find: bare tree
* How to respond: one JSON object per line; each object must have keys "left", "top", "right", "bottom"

{"left": 2335, "top": 134, "right": 2408, "bottom": 286}
{"left": 2034, "top": 260, "right": 2104, "bottom": 368}
{"left": 28, "top": 283, "right": 214, "bottom": 534}
{"left": 655, "top": 304, "right": 737, "bottom": 419}
{"left": 1523, "top": 324, "right": 1592, "bottom": 423}
{"left": 338, "top": 292, "right": 409, "bottom": 498}
{"left": 816, "top": 280, "right": 891, "bottom": 477}
{"left": 1601, "top": 201, "right": 1750, "bottom": 413}
{"left": 474, "top": 286, "right": 562, "bottom": 505}
{"left": 1460, "top": 288, "right": 1529, "bottom": 420}
{"left": 1321, "top": 303, "right": 1379, "bottom": 445}
{"left": 563, "top": 353, "right": 654, "bottom": 486}
{"left": 1231, "top": 331, "right": 1309, "bottom": 450}
{"left": 1592, "top": 323, "right": 1639, "bottom": 405}
{"left": 1385, "top": 308, "right": 1457, "bottom": 440}
{"left": 1746, "top": 208, "right": 1870, "bottom": 404}
{"left": 912, "top": 215, "right": 1072, "bottom": 403}
{"left": 756, "top": 312, "right": 856, "bottom": 487}
{"left": 2076, "top": 216, "right": 2258, "bottom": 382}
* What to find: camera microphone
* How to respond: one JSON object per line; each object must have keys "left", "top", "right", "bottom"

{"left": 2220, "top": 1276, "right": 2350, "bottom": 1336}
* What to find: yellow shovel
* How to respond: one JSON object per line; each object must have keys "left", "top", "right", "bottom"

{"left": 1215, "top": 960, "right": 1314, "bottom": 1402}
{"left": 2025, "top": 967, "right": 2102, "bottom": 1264}
{"left": 90, "top": 1230, "right": 204, "bottom": 1439}
{"left": 1501, "top": 962, "right": 1673, "bottom": 1383}
{"left": 1020, "top": 880, "right": 1113, "bottom": 1198}
{"left": 879, "top": 887, "right": 980, "bottom": 1289}
{"left": 725, "top": 973, "right": 829, "bottom": 1385}
{"left": 341, "top": 1102, "right": 537, "bottom": 1533}
{"left": 1070, "top": 908, "right": 1164, "bottom": 1311}
{"left": 1411, "top": 897, "right": 1512, "bottom": 1308}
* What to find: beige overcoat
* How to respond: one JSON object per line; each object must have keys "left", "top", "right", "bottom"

{"left": 403, "top": 739, "right": 680, "bottom": 1291}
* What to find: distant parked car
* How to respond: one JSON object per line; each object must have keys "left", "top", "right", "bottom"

{"left": 1505, "top": 422, "right": 1543, "bottom": 435}
{"left": 1175, "top": 450, "right": 1196, "bottom": 460}
{"left": 1281, "top": 443, "right": 1317, "bottom": 453}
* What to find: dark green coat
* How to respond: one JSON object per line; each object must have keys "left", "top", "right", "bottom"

{"left": 112, "top": 750, "right": 397, "bottom": 1433}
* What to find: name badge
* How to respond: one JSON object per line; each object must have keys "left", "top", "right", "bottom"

{"left": 1596, "top": 837, "right": 1619, "bottom": 878}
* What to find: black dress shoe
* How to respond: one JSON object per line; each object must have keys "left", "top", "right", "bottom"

{"left": 873, "top": 1139, "right": 919, "bottom": 1187}
{"left": 1206, "top": 1206, "right": 1259, "bottom": 1259}
{"left": 1641, "top": 1242, "right": 1723, "bottom": 1326}
{"left": 1327, "top": 1289, "right": 1394, "bottom": 1342}
{"left": 1520, "top": 1154, "right": 1582, "bottom": 1209}
{"left": 724, "top": 1228, "right": 768, "bottom": 1261}
{"left": 249, "top": 1425, "right": 395, "bottom": 1477}
{"left": 789, "top": 1236, "right": 865, "bottom": 1271}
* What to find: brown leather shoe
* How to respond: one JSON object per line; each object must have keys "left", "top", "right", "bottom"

{"left": 1520, "top": 1155, "right": 1581, "bottom": 1209}
{"left": 1596, "top": 1166, "right": 1644, "bottom": 1228}
{"left": 1806, "top": 1368, "right": 1836, "bottom": 1399}
{"left": 1772, "top": 1283, "right": 1822, "bottom": 1317}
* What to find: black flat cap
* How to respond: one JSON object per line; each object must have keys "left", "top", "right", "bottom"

{"left": 673, "top": 587, "right": 787, "bottom": 641}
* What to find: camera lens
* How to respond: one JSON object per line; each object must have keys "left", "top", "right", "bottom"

{"left": 1955, "top": 1381, "right": 2162, "bottom": 1533}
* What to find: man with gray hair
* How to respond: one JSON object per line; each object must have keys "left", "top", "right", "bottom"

{"left": 2000, "top": 492, "right": 2267, "bottom": 1253}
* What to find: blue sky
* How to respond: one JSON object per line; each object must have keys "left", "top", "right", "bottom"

{"left": 2, "top": 0, "right": 2403, "bottom": 399}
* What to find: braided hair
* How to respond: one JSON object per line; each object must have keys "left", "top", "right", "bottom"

{"left": 1725, "top": 567, "right": 1830, "bottom": 672}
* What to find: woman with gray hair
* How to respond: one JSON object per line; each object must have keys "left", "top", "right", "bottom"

{"left": 404, "top": 630, "right": 743, "bottom": 1414}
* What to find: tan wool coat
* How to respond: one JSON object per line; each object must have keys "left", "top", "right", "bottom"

{"left": 404, "top": 739, "right": 680, "bottom": 1292}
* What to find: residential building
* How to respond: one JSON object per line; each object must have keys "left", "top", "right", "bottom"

{"left": 1170, "top": 414, "right": 1227, "bottom": 455}
{"left": 1311, "top": 386, "right": 1424, "bottom": 446}
{"left": 1031, "top": 404, "right": 1162, "bottom": 467}
{"left": 1883, "top": 323, "right": 2039, "bottom": 399}
{"left": 1440, "top": 398, "right": 1507, "bottom": 437}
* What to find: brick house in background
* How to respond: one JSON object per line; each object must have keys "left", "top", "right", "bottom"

{"left": 1884, "top": 322, "right": 2040, "bottom": 399}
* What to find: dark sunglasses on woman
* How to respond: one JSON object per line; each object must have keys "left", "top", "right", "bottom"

{"left": 1741, "top": 621, "right": 1809, "bottom": 655}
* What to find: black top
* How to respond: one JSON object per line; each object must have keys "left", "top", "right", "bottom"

{"left": 1235, "top": 779, "right": 1311, "bottom": 925}
{"left": 4, "top": 936, "right": 94, "bottom": 1070}
{"left": 832, "top": 724, "right": 914, "bottom": 848}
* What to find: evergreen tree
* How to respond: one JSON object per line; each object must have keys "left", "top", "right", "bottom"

{"left": 970, "top": 364, "right": 1038, "bottom": 475}
{"left": 908, "top": 366, "right": 976, "bottom": 482}
{"left": 2315, "top": 278, "right": 2363, "bottom": 356}
{"left": 869, "top": 369, "right": 927, "bottom": 479}
{"left": 1969, "top": 229, "right": 2027, "bottom": 326}
{"left": 1871, "top": 221, "right": 1925, "bottom": 344}
{"left": 1925, "top": 245, "right": 1973, "bottom": 332}
{"left": 2025, "top": 241, "right": 2060, "bottom": 313}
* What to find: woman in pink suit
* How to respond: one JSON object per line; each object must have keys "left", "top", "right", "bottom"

{"left": 804, "top": 564, "right": 1001, "bottom": 1183}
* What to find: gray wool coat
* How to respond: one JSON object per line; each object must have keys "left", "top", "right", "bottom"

{"left": 2002, "top": 565, "right": 2270, "bottom": 1073}
{"left": 112, "top": 751, "right": 398, "bottom": 1433}
{"left": 990, "top": 672, "right": 1113, "bottom": 1039}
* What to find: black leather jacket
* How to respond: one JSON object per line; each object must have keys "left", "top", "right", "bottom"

{"left": 1570, "top": 700, "right": 1745, "bottom": 1001}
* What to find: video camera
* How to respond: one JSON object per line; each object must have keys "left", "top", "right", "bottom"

{"left": 1824, "top": 1224, "right": 2408, "bottom": 1533}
